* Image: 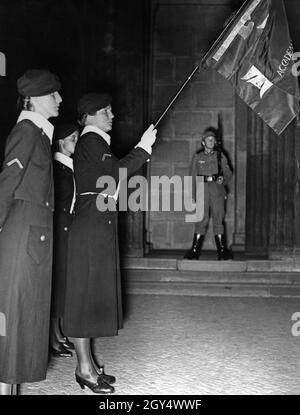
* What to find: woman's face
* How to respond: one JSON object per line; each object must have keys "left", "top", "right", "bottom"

{"left": 91, "top": 105, "right": 114, "bottom": 132}
{"left": 31, "top": 91, "right": 62, "bottom": 119}
{"left": 62, "top": 130, "right": 79, "bottom": 155}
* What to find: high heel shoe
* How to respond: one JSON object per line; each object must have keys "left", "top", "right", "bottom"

{"left": 75, "top": 374, "right": 115, "bottom": 394}
{"left": 50, "top": 344, "right": 73, "bottom": 358}
{"left": 96, "top": 366, "right": 116, "bottom": 385}
{"left": 59, "top": 337, "right": 75, "bottom": 350}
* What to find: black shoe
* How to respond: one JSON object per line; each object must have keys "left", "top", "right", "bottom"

{"left": 59, "top": 337, "right": 75, "bottom": 350}
{"left": 184, "top": 234, "right": 205, "bottom": 260}
{"left": 96, "top": 367, "right": 116, "bottom": 385}
{"left": 214, "top": 234, "right": 233, "bottom": 260}
{"left": 50, "top": 344, "right": 73, "bottom": 358}
{"left": 75, "top": 374, "right": 115, "bottom": 394}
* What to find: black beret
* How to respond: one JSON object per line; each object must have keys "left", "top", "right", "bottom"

{"left": 53, "top": 122, "right": 79, "bottom": 142}
{"left": 17, "top": 69, "right": 61, "bottom": 97}
{"left": 77, "top": 93, "right": 112, "bottom": 116}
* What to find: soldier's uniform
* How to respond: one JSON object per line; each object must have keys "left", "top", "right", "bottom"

{"left": 190, "top": 149, "right": 232, "bottom": 234}
{"left": 184, "top": 129, "right": 233, "bottom": 260}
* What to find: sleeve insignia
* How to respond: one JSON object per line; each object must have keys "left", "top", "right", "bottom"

{"left": 7, "top": 158, "right": 24, "bottom": 169}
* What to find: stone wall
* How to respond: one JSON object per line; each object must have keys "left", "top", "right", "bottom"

{"left": 0, "top": 0, "right": 149, "bottom": 256}
{"left": 148, "top": 0, "right": 236, "bottom": 250}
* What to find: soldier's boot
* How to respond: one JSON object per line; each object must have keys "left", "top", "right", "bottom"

{"left": 184, "top": 234, "right": 205, "bottom": 260}
{"left": 214, "top": 234, "right": 233, "bottom": 260}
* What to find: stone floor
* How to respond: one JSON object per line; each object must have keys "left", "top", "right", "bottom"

{"left": 21, "top": 295, "right": 300, "bottom": 395}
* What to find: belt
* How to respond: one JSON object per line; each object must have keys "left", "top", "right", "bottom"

{"left": 79, "top": 192, "right": 116, "bottom": 199}
{"left": 80, "top": 192, "right": 101, "bottom": 195}
{"left": 203, "top": 175, "right": 217, "bottom": 182}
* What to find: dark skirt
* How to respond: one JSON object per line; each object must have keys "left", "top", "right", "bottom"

{"left": 0, "top": 200, "right": 52, "bottom": 384}
{"left": 51, "top": 213, "right": 73, "bottom": 318}
{"left": 64, "top": 195, "right": 123, "bottom": 338}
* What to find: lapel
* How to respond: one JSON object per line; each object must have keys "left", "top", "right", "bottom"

{"left": 39, "top": 128, "right": 52, "bottom": 158}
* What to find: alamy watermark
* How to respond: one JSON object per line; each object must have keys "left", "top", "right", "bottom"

{"left": 0, "top": 51, "right": 6, "bottom": 76}
{"left": 291, "top": 312, "right": 300, "bottom": 337}
{"left": 94, "top": 168, "right": 205, "bottom": 223}
{"left": 0, "top": 312, "right": 6, "bottom": 336}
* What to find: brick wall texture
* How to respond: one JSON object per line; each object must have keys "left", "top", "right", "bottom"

{"left": 148, "top": 0, "right": 235, "bottom": 250}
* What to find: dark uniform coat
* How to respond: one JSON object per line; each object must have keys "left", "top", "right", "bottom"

{"left": 51, "top": 157, "right": 75, "bottom": 318}
{"left": 0, "top": 119, "right": 54, "bottom": 383}
{"left": 64, "top": 130, "right": 150, "bottom": 338}
{"left": 190, "top": 149, "right": 232, "bottom": 234}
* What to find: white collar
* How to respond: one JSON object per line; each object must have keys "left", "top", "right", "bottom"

{"left": 17, "top": 110, "right": 54, "bottom": 143}
{"left": 54, "top": 152, "right": 73, "bottom": 171}
{"left": 81, "top": 125, "right": 111, "bottom": 146}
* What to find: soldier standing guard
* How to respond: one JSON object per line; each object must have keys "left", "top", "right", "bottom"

{"left": 184, "top": 128, "right": 233, "bottom": 260}
{"left": 0, "top": 69, "right": 62, "bottom": 394}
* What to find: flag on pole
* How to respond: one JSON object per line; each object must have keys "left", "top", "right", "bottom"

{"left": 204, "top": 0, "right": 300, "bottom": 135}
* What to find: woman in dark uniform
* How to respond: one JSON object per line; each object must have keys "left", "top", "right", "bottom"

{"left": 0, "top": 69, "right": 62, "bottom": 394}
{"left": 64, "top": 93, "right": 157, "bottom": 394}
{"left": 50, "top": 123, "right": 79, "bottom": 358}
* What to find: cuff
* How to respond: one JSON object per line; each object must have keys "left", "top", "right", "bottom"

{"left": 135, "top": 142, "right": 152, "bottom": 156}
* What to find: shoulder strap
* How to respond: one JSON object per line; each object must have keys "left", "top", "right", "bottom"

{"left": 217, "top": 148, "right": 223, "bottom": 176}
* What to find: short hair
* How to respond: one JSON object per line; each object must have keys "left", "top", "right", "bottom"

{"left": 17, "top": 95, "right": 33, "bottom": 114}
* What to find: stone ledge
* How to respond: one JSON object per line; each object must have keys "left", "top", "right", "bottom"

{"left": 122, "top": 261, "right": 300, "bottom": 297}
{"left": 178, "top": 259, "right": 246, "bottom": 271}
{"left": 124, "top": 269, "right": 300, "bottom": 285}
{"left": 122, "top": 257, "right": 300, "bottom": 273}
{"left": 126, "top": 281, "right": 300, "bottom": 297}
{"left": 122, "top": 257, "right": 177, "bottom": 270}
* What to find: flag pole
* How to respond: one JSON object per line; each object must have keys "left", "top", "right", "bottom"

{"left": 201, "top": 0, "right": 253, "bottom": 63}
{"left": 153, "top": 65, "right": 199, "bottom": 128}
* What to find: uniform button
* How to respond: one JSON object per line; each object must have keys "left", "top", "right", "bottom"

{"left": 40, "top": 235, "right": 46, "bottom": 242}
{"left": 108, "top": 220, "right": 111, "bottom": 224}
{"left": 64, "top": 227, "right": 68, "bottom": 231}
{"left": 46, "top": 202, "right": 49, "bottom": 207}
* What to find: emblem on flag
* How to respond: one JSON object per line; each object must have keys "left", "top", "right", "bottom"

{"left": 241, "top": 66, "right": 273, "bottom": 98}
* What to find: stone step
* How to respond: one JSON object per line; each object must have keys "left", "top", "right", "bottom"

{"left": 126, "top": 281, "right": 300, "bottom": 297}
{"left": 123, "top": 269, "right": 300, "bottom": 284}
{"left": 122, "top": 257, "right": 177, "bottom": 270}
{"left": 122, "top": 263, "right": 300, "bottom": 297}
{"left": 122, "top": 257, "right": 300, "bottom": 273}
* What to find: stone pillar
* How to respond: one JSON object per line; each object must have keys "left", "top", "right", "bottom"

{"left": 294, "top": 122, "right": 300, "bottom": 255}
{"left": 268, "top": 121, "right": 296, "bottom": 258}
{"left": 245, "top": 109, "right": 297, "bottom": 258}
{"left": 232, "top": 96, "right": 247, "bottom": 251}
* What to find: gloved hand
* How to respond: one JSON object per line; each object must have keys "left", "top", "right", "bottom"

{"left": 136, "top": 124, "right": 157, "bottom": 154}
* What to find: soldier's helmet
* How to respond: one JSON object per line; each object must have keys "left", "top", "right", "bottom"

{"left": 202, "top": 127, "right": 218, "bottom": 146}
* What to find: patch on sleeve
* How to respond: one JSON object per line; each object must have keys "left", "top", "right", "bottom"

{"left": 0, "top": 312, "right": 6, "bottom": 336}
{"left": 7, "top": 158, "right": 24, "bottom": 169}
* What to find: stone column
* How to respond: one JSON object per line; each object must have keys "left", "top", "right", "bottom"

{"left": 245, "top": 109, "right": 297, "bottom": 258}
{"left": 268, "top": 121, "right": 297, "bottom": 258}
{"left": 232, "top": 96, "right": 247, "bottom": 251}
{"left": 294, "top": 122, "right": 300, "bottom": 254}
